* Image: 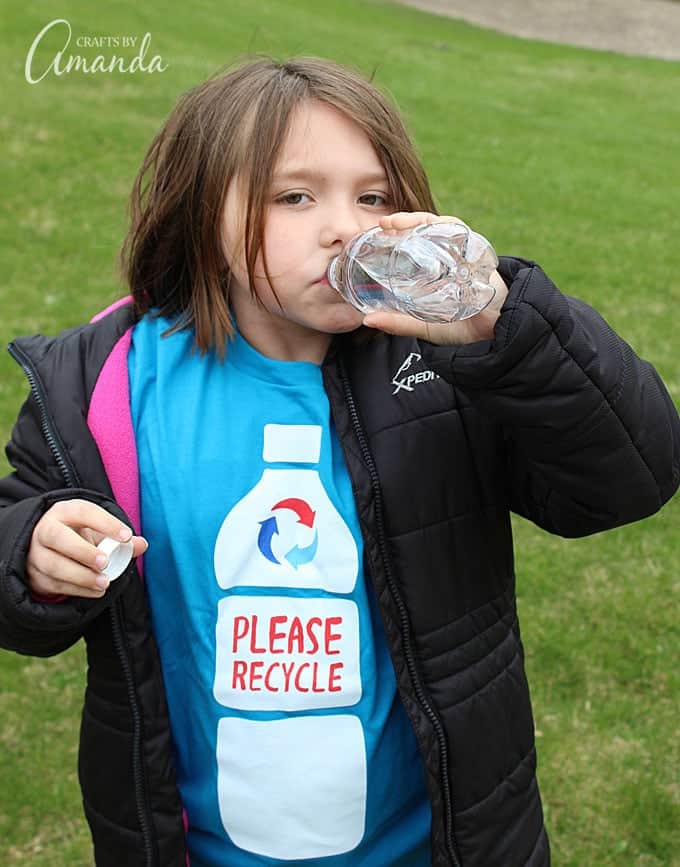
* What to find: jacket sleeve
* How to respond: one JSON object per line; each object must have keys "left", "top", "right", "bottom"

{"left": 419, "top": 256, "right": 680, "bottom": 537}
{"left": 0, "top": 390, "right": 132, "bottom": 657}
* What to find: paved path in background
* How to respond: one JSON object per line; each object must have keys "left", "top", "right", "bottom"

{"left": 398, "top": 0, "right": 680, "bottom": 60}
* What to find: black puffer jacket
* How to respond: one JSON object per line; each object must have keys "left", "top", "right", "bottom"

{"left": 1, "top": 257, "right": 678, "bottom": 867}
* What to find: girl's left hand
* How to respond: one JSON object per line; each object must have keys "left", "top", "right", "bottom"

{"left": 362, "top": 212, "right": 508, "bottom": 346}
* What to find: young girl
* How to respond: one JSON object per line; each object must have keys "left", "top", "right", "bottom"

{"left": 1, "top": 56, "right": 678, "bottom": 867}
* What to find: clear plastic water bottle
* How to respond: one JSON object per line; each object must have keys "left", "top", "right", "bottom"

{"left": 327, "top": 221, "right": 498, "bottom": 323}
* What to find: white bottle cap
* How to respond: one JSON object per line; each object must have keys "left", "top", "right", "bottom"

{"left": 263, "top": 424, "right": 321, "bottom": 464}
{"left": 97, "top": 536, "right": 134, "bottom": 581}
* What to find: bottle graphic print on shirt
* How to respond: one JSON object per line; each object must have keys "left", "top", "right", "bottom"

{"left": 213, "top": 424, "right": 367, "bottom": 860}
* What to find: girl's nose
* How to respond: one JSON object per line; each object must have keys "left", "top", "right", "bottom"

{"left": 319, "top": 205, "right": 364, "bottom": 249}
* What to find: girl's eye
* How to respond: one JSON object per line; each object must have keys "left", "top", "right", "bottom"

{"left": 275, "top": 192, "right": 311, "bottom": 206}
{"left": 359, "top": 192, "right": 391, "bottom": 207}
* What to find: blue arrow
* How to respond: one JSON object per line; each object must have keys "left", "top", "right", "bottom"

{"left": 285, "top": 530, "right": 319, "bottom": 570}
{"left": 257, "top": 516, "right": 280, "bottom": 564}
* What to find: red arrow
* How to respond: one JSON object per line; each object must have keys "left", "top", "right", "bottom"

{"left": 271, "top": 498, "right": 316, "bottom": 527}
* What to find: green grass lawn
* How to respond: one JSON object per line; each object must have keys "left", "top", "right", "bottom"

{"left": 1, "top": 1, "right": 679, "bottom": 865}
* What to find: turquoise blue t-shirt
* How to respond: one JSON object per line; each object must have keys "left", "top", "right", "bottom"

{"left": 128, "top": 313, "right": 431, "bottom": 866}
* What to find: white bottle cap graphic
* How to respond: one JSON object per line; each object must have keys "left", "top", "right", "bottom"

{"left": 263, "top": 424, "right": 321, "bottom": 464}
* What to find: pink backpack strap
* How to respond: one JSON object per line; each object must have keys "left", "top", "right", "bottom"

{"left": 87, "top": 310, "right": 144, "bottom": 579}
{"left": 90, "top": 294, "right": 134, "bottom": 324}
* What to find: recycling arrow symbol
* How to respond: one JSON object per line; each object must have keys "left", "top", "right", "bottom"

{"left": 257, "top": 498, "right": 318, "bottom": 567}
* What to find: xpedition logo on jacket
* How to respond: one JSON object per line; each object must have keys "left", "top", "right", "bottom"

{"left": 391, "top": 352, "right": 440, "bottom": 395}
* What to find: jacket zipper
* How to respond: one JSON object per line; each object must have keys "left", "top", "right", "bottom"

{"left": 7, "top": 342, "right": 80, "bottom": 488}
{"left": 109, "top": 601, "right": 155, "bottom": 867}
{"left": 337, "top": 352, "right": 461, "bottom": 867}
{"left": 7, "top": 340, "right": 157, "bottom": 867}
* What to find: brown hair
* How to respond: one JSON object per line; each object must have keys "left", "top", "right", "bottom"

{"left": 120, "top": 54, "right": 438, "bottom": 359}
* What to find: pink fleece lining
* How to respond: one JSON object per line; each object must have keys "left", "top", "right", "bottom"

{"left": 182, "top": 808, "right": 191, "bottom": 865}
{"left": 87, "top": 300, "right": 144, "bottom": 579}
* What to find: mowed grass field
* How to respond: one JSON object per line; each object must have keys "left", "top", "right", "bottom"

{"left": 1, "top": 1, "right": 679, "bottom": 865}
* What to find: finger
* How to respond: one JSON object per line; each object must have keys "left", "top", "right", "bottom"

{"left": 131, "top": 536, "right": 149, "bottom": 558}
{"left": 489, "top": 269, "right": 508, "bottom": 303}
{"left": 34, "top": 570, "right": 107, "bottom": 599}
{"left": 48, "top": 499, "right": 134, "bottom": 543}
{"left": 379, "top": 211, "right": 437, "bottom": 229}
{"left": 28, "top": 554, "right": 110, "bottom": 596}
{"left": 378, "top": 212, "right": 469, "bottom": 234}
{"left": 82, "top": 529, "right": 149, "bottom": 559}
{"left": 29, "top": 570, "right": 106, "bottom": 599}
{"left": 36, "top": 520, "right": 119, "bottom": 577}
{"left": 419, "top": 214, "right": 468, "bottom": 228}
{"left": 32, "top": 535, "right": 147, "bottom": 596}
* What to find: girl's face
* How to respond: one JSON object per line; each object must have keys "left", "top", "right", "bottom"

{"left": 222, "top": 99, "right": 394, "bottom": 358}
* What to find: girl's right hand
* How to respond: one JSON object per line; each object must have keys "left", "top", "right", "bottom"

{"left": 26, "top": 499, "right": 149, "bottom": 599}
{"left": 363, "top": 211, "right": 508, "bottom": 347}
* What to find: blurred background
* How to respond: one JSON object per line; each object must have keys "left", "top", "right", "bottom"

{"left": 1, "top": 1, "right": 678, "bottom": 864}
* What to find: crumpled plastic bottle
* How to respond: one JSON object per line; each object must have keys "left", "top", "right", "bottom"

{"left": 327, "top": 221, "right": 498, "bottom": 323}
